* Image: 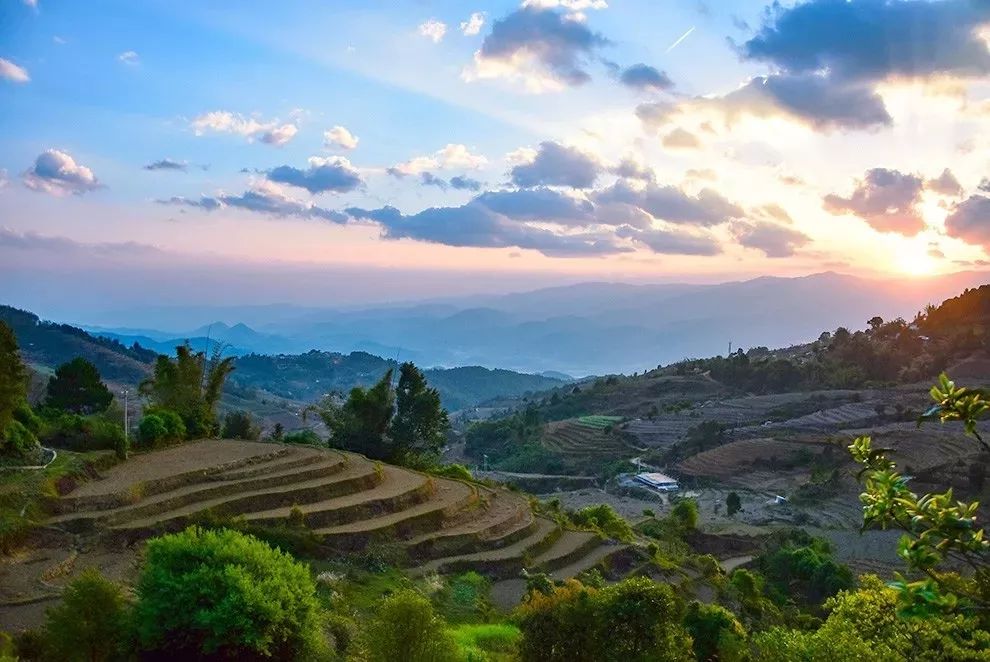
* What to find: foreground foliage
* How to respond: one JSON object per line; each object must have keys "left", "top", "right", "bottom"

{"left": 133, "top": 527, "right": 326, "bottom": 660}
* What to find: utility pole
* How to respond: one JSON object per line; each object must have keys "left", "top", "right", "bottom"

{"left": 123, "top": 389, "right": 129, "bottom": 446}
{"left": 728, "top": 340, "right": 732, "bottom": 356}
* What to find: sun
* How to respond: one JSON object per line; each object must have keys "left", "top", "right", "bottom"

{"left": 892, "top": 239, "right": 938, "bottom": 276}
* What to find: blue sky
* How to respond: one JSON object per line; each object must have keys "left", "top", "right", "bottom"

{"left": 3, "top": 0, "right": 990, "bottom": 313}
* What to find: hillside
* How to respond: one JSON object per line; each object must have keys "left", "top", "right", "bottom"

{"left": 0, "top": 304, "right": 564, "bottom": 413}
{"left": 54, "top": 270, "right": 990, "bottom": 375}
{"left": 230, "top": 351, "right": 564, "bottom": 411}
{"left": 0, "top": 439, "right": 635, "bottom": 630}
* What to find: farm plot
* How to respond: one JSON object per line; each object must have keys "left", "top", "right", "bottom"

{"left": 676, "top": 437, "right": 830, "bottom": 484}
{"left": 542, "top": 418, "right": 639, "bottom": 461}
{"left": 2, "top": 439, "right": 629, "bottom": 629}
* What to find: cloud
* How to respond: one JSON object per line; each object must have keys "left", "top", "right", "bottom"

{"left": 461, "top": 12, "right": 486, "bottom": 36}
{"left": 346, "top": 202, "right": 630, "bottom": 258}
{"left": 418, "top": 19, "right": 447, "bottom": 43}
{"left": 419, "top": 172, "right": 448, "bottom": 190}
{"left": 464, "top": 6, "right": 610, "bottom": 92}
{"left": 158, "top": 183, "right": 348, "bottom": 223}
{"left": 926, "top": 168, "right": 963, "bottom": 197}
{"left": 685, "top": 168, "right": 717, "bottom": 182}
{"left": 266, "top": 156, "right": 363, "bottom": 194}
{"left": 390, "top": 144, "right": 488, "bottom": 176}
{"left": 824, "top": 168, "right": 925, "bottom": 236}
{"left": 323, "top": 125, "right": 359, "bottom": 150}
{"left": 753, "top": 203, "right": 793, "bottom": 225}
{"left": 0, "top": 58, "right": 30, "bottom": 83}
{"left": 661, "top": 128, "right": 700, "bottom": 149}
{"left": 594, "top": 179, "right": 743, "bottom": 226}
{"left": 742, "top": 0, "right": 990, "bottom": 84}
{"left": 619, "top": 63, "right": 673, "bottom": 92}
{"left": 731, "top": 221, "right": 810, "bottom": 257}
{"left": 22, "top": 149, "right": 101, "bottom": 196}
{"left": 618, "top": 226, "right": 721, "bottom": 255}
{"left": 0, "top": 228, "right": 164, "bottom": 257}
{"left": 944, "top": 195, "right": 990, "bottom": 250}
{"left": 450, "top": 175, "right": 483, "bottom": 191}
{"left": 144, "top": 158, "right": 188, "bottom": 172}
{"left": 475, "top": 187, "right": 594, "bottom": 223}
{"left": 117, "top": 50, "right": 139, "bottom": 65}
{"left": 190, "top": 111, "right": 298, "bottom": 146}
{"left": 523, "top": 0, "right": 608, "bottom": 10}
{"left": 611, "top": 158, "right": 654, "bottom": 182}
{"left": 509, "top": 141, "right": 601, "bottom": 188}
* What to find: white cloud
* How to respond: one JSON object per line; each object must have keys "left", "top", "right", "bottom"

{"left": 190, "top": 111, "right": 299, "bottom": 147}
{"left": 391, "top": 144, "right": 488, "bottom": 176}
{"left": 460, "top": 12, "right": 485, "bottom": 36}
{"left": 418, "top": 19, "right": 447, "bottom": 44}
{"left": 22, "top": 149, "right": 101, "bottom": 196}
{"left": 522, "top": 0, "right": 608, "bottom": 10}
{"left": 117, "top": 50, "right": 140, "bottom": 66}
{"left": 324, "top": 125, "right": 359, "bottom": 150}
{"left": 22, "top": 0, "right": 37, "bottom": 8}
{"left": 0, "top": 58, "right": 30, "bottom": 83}
{"left": 53, "top": 36, "right": 66, "bottom": 45}
{"left": 259, "top": 123, "right": 298, "bottom": 146}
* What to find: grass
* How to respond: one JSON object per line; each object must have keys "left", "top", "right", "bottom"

{"left": 449, "top": 623, "right": 521, "bottom": 661}
{"left": 576, "top": 415, "right": 624, "bottom": 430}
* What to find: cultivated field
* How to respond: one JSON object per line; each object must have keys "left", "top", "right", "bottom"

{"left": 1, "top": 439, "right": 631, "bottom": 629}
{"left": 541, "top": 418, "right": 640, "bottom": 462}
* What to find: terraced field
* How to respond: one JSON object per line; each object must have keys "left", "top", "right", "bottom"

{"left": 541, "top": 418, "right": 640, "bottom": 461}
{"left": 676, "top": 437, "right": 827, "bottom": 483}
{"left": 46, "top": 440, "right": 626, "bottom": 582}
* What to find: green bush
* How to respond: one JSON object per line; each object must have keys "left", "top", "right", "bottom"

{"left": 684, "top": 601, "right": 747, "bottom": 662}
{"left": 364, "top": 590, "right": 459, "bottom": 662}
{"left": 41, "top": 568, "right": 130, "bottom": 662}
{"left": 38, "top": 412, "right": 124, "bottom": 452}
{"left": 670, "top": 499, "right": 698, "bottom": 531}
{"left": 434, "top": 572, "right": 493, "bottom": 623}
{"left": 1, "top": 419, "right": 39, "bottom": 458}
{"left": 570, "top": 504, "right": 634, "bottom": 541}
{"left": 222, "top": 410, "right": 260, "bottom": 440}
{"left": 283, "top": 429, "right": 323, "bottom": 446}
{"left": 137, "top": 414, "right": 167, "bottom": 447}
{"left": 431, "top": 463, "right": 474, "bottom": 481}
{"left": 133, "top": 527, "right": 326, "bottom": 660}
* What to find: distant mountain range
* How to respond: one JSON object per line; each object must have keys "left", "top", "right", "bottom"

{"left": 0, "top": 305, "right": 564, "bottom": 411}
{"left": 74, "top": 270, "right": 990, "bottom": 375}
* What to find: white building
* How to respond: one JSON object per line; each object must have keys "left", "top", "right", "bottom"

{"left": 634, "top": 472, "right": 680, "bottom": 492}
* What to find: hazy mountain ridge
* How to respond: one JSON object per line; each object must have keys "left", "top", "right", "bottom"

{"left": 71, "top": 271, "right": 990, "bottom": 375}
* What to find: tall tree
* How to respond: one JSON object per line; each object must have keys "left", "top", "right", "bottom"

{"left": 0, "top": 321, "right": 27, "bottom": 435}
{"left": 140, "top": 343, "right": 235, "bottom": 438}
{"left": 391, "top": 362, "right": 449, "bottom": 464}
{"left": 317, "top": 370, "right": 395, "bottom": 460}
{"left": 45, "top": 357, "right": 113, "bottom": 414}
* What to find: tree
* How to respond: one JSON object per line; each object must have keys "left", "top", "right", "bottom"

{"left": 314, "top": 371, "right": 395, "bottom": 460}
{"left": 133, "top": 527, "right": 326, "bottom": 660}
{"left": 849, "top": 373, "right": 990, "bottom": 618}
{"left": 683, "top": 601, "right": 746, "bottom": 662}
{"left": 517, "top": 577, "right": 693, "bottom": 662}
{"left": 44, "top": 358, "right": 113, "bottom": 415}
{"left": 670, "top": 498, "right": 699, "bottom": 531}
{"left": 391, "top": 362, "right": 450, "bottom": 465}
{"left": 592, "top": 577, "right": 692, "bottom": 662}
{"left": 139, "top": 343, "right": 235, "bottom": 438}
{"left": 364, "top": 590, "right": 459, "bottom": 662}
{"left": 0, "top": 321, "right": 28, "bottom": 440}
{"left": 41, "top": 568, "right": 130, "bottom": 662}
{"left": 221, "top": 410, "right": 260, "bottom": 440}
{"left": 726, "top": 492, "right": 741, "bottom": 517}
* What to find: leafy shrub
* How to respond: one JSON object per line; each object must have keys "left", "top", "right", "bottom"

{"left": 683, "top": 601, "right": 746, "bottom": 662}
{"left": 364, "top": 590, "right": 459, "bottom": 662}
{"left": 570, "top": 504, "right": 634, "bottom": 541}
{"left": 41, "top": 568, "right": 130, "bottom": 662}
{"left": 38, "top": 412, "right": 124, "bottom": 452}
{"left": 221, "top": 410, "right": 260, "bottom": 440}
{"left": 1, "top": 419, "right": 39, "bottom": 458}
{"left": 133, "top": 527, "right": 326, "bottom": 660}
{"left": 283, "top": 429, "right": 323, "bottom": 446}
{"left": 136, "top": 414, "right": 167, "bottom": 448}
{"left": 669, "top": 499, "right": 698, "bottom": 531}
{"left": 434, "top": 572, "right": 493, "bottom": 623}
{"left": 431, "top": 463, "right": 473, "bottom": 481}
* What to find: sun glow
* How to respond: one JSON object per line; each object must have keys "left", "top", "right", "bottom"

{"left": 892, "top": 238, "right": 938, "bottom": 276}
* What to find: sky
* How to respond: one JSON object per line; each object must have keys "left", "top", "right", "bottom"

{"left": 3, "top": 0, "right": 990, "bottom": 314}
